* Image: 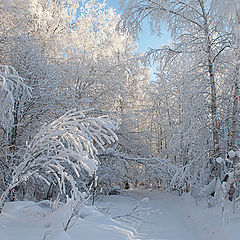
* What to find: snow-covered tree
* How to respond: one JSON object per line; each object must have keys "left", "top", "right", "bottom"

{"left": 119, "top": 0, "right": 240, "bottom": 198}
{"left": 0, "top": 65, "right": 31, "bottom": 139}
{"left": 0, "top": 109, "right": 118, "bottom": 211}
{"left": 0, "top": 65, "right": 31, "bottom": 197}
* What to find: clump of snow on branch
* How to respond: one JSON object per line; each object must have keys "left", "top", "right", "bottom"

{"left": 0, "top": 65, "right": 31, "bottom": 136}
{"left": 228, "top": 150, "right": 236, "bottom": 159}
{"left": 216, "top": 157, "right": 223, "bottom": 164}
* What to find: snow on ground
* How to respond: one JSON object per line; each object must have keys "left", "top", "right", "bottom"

{"left": 0, "top": 200, "right": 138, "bottom": 240}
{"left": 101, "top": 190, "right": 240, "bottom": 240}
{"left": 0, "top": 190, "right": 240, "bottom": 240}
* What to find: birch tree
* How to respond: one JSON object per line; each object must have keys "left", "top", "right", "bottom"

{"left": 121, "top": 0, "right": 231, "bottom": 172}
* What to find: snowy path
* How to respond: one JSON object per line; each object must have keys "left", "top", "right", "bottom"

{"left": 101, "top": 190, "right": 201, "bottom": 240}
{"left": 129, "top": 191, "right": 200, "bottom": 240}
{"left": 101, "top": 189, "right": 240, "bottom": 240}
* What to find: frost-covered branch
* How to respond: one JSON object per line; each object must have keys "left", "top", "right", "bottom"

{"left": 98, "top": 149, "right": 178, "bottom": 190}
{"left": 111, "top": 197, "right": 159, "bottom": 228}
{"left": 0, "top": 109, "right": 118, "bottom": 211}
{"left": 0, "top": 65, "right": 31, "bottom": 138}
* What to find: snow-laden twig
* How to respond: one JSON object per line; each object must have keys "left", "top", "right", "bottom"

{"left": 112, "top": 197, "right": 159, "bottom": 226}
{"left": 63, "top": 194, "right": 91, "bottom": 232}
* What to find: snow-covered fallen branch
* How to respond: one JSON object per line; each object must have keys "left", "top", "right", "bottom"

{"left": 106, "top": 197, "right": 160, "bottom": 231}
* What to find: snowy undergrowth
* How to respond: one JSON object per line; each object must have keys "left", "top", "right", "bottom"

{"left": 0, "top": 199, "right": 138, "bottom": 240}
{"left": 1, "top": 190, "right": 240, "bottom": 240}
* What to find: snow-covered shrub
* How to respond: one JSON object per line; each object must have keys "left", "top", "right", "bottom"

{"left": 0, "top": 109, "right": 118, "bottom": 211}
{"left": 41, "top": 191, "right": 91, "bottom": 239}
{"left": 0, "top": 65, "right": 31, "bottom": 198}
{"left": 0, "top": 65, "right": 31, "bottom": 136}
{"left": 97, "top": 149, "right": 178, "bottom": 193}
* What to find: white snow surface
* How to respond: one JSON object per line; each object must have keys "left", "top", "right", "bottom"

{"left": 216, "top": 157, "right": 223, "bottom": 163}
{"left": 228, "top": 150, "right": 236, "bottom": 158}
{"left": 1, "top": 190, "right": 240, "bottom": 240}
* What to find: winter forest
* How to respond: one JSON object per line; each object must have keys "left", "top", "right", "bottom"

{"left": 0, "top": 0, "right": 240, "bottom": 239}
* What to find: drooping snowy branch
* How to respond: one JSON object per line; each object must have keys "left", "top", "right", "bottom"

{"left": 0, "top": 65, "right": 31, "bottom": 137}
{"left": 0, "top": 109, "right": 118, "bottom": 209}
{"left": 98, "top": 149, "right": 178, "bottom": 191}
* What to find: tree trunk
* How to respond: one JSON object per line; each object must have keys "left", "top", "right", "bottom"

{"left": 231, "top": 12, "right": 240, "bottom": 213}
{"left": 200, "top": 0, "right": 220, "bottom": 179}
{"left": 230, "top": 67, "right": 239, "bottom": 156}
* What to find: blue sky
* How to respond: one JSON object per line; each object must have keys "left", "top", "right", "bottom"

{"left": 105, "top": 0, "right": 170, "bottom": 79}
{"left": 106, "top": 0, "right": 169, "bottom": 51}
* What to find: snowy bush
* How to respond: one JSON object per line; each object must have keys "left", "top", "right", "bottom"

{"left": 0, "top": 65, "right": 31, "bottom": 200}
{"left": 0, "top": 65, "right": 31, "bottom": 135}
{"left": 0, "top": 109, "right": 118, "bottom": 211}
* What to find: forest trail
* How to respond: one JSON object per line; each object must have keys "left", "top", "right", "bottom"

{"left": 101, "top": 189, "right": 232, "bottom": 240}
{"left": 125, "top": 190, "right": 201, "bottom": 240}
